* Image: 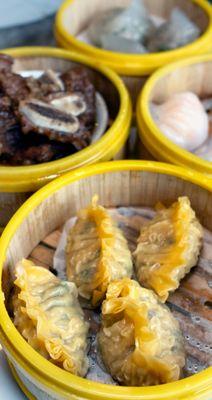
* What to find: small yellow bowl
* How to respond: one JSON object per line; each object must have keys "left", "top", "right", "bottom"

{"left": 55, "top": 0, "right": 212, "bottom": 103}
{"left": 136, "top": 54, "right": 212, "bottom": 178}
{"left": 0, "top": 46, "right": 131, "bottom": 226}
{"left": 0, "top": 160, "right": 211, "bottom": 400}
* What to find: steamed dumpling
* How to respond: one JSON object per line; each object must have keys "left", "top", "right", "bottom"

{"left": 100, "top": 34, "right": 147, "bottom": 54}
{"left": 151, "top": 92, "right": 208, "bottom": 151}
{"left": 134, "top": 197, "right": 203, "bottom": 302}
{"left": 98, "top": 278, "right": 185, "bottom": 386}
{"left": 13, "top": 259, "right": 89, "bottom": 377}
{"left": 66, "top": 196, "right": 133, "bottom": 307}
{"left": 147, "top": 8, "right": 200, "bottom": 52}
{"left": 88, "top": 0, "right": 152, "bottom": 52}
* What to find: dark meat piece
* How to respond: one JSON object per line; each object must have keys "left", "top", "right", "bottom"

{"left": 61, "top": 67, "right": 96, "bottom": 132}
{"left": 0, "top": 125, "right": 23, "bottom": 156}
{"left": 17, "top": 68, "right": 96, "bottom": 147}
{"left": 0, "top": 98, "right": 15, "bottom": 133}
{"left": 0, "top": 53, "right": 30, "bottom": 106}
{"left": 1, "top": 134, "right": 77, "bottom": 165}
{"left": 0, "top": 99, "right": 85, "bottom": 165}
{"left": 50, "top": 141, "right": 77, "bottom": 160}
{"left": 0, "top": 90, "right": 23, "bottom": 156}
{"left": 26, "top": 69, "right": 65, "bottom": 100}
{"left": 0, "top": 63, "right": 97, "bottom": 165}
{"left": 9, "top": 143, "right": 59, "bottom": 165}
{"left": 0, "top": 54, "right": 13, "bottom": 72}
{"left": 0, "top": 95, "right": 12, "bottom": 112}
{"left": 0, "top": 143, "right": 54, "bottom": 165}
{"left": 0, "top": 67, "right": 64, "bottom": 108}
{"left": 0, "top": 71, "right": 30, "bottom": 105}
{"left": 18, "top": 99, "right": 89, "bottom": 149}
{"left": 0, "top": 92, "right": 70, "bottom": 165}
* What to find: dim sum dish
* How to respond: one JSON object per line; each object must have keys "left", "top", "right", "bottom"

{"left": 0, "top": 53, "right": 108, "bottom": 166}
{"left": 13, "top": 259, "right": 89, "bottom": 377}
{"left": 8, "top": 194, "right": 205, "bottom": 384}
{"left": 55, "top": 0, "right": 212, "bottom": 106}
{"left": 137, "top": 54, "right": 212, "bottom": 176}
{"left": 87, "top": 1, "right": 200, "bottom": 54}
{"left": 98, "top": 278, "right": 185, "bottom": 386}
{"left": 0, "top": 161, "right": 211, "bottom": 400}
{"left": 55, "top": 0, "right": 212, "bottom": 77}
{"left": 134, "top": 197, "right": 203, "bottom": 302}
{"left": 66, "top": 196, "right": 133, "bottom": 306}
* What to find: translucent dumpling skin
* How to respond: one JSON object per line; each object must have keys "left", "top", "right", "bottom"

{"left": 150, "top": 92, "right": 208, "bottom": 152}
{"left": 98, "top": 278, "right": 185, "bottom": 386}
{"left": 134, "top": 197, "right": 203, "bottom": 302}
{"left": 88, "top": 0, "right": 152, "bottom": 51}
{"left": 147, "top": 8, "right": 200, "bottom": 52}
{"left": 13, "top": 259, "right": 89, "bottom": 377}
{"left": 66, "top": 196, "right": 133, "bottom": 306}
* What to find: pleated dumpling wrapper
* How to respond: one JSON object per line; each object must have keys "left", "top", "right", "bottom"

{"left": 66, "top": 196, "right": 133, "bottom": 307}
{"left": 13, "top": 259, "right": 89, "bottom": 377}
{"left": 98, "top": 278, "right": 185, "bottom": 386}
{"left": 150, "top": 92, "right": 208, "bottom": 151}
{"left": 134, "top": 196, "right": 203, "bottom": 302}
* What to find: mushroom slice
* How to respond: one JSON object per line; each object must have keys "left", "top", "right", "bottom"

{"left": 51, "top": 94, "right": 87, "bottom": 116}
{"left": 19, "top": 99, "right": 80, "bottom": 139}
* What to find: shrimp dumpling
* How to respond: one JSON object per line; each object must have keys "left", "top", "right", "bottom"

{"left": 66, "top": 196, "right": 133, "bottom": 307}
{"left": 98, "top": 278, "right": 185, "bottom": 386}
{"left": 13, "top": 259, "right": 89, "bottom": 377}
{"left": 134, "top": 197, "right": 203, "bottom": 302}
{"left": 151, "top": 92, "right": 208, "bottom": 151}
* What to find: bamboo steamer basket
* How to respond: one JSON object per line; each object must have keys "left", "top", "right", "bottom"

{"left": 0, "top": 160, "right": 211, "bottom": 400}
{"left": 136, "top": 54, "right": 212, "bottom": 177}
{"left": 55, "top": 0, "right": 212, "bottom": 105}
{"left": 0, "top": 47, "right": 131, "bottom": 227}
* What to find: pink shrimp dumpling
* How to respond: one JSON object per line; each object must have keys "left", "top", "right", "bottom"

{"left": 151, "top": 91, "right": 208, "bottom": 151}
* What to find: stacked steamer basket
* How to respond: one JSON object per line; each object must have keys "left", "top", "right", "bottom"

{"left": 136, "top": 55, "right": 212, "bottom": 177}
{"left": 0, "top": 161, "right": 211, "bottom": 400}
{"left": 55, "top": 0, "right": 212, "bottom": 106}
{"left": 0, "top": 47, "right": 131, "bottom": 228}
